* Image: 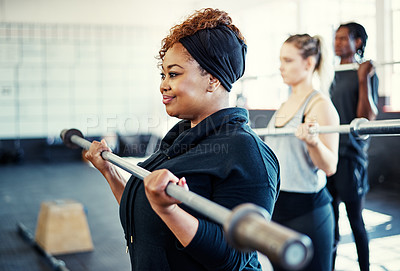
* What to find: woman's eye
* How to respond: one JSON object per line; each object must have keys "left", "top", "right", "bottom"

{"left": 160, "top": 72, "right": 178, "bottom": 79}
{"left": 280, "top": 58, "right": 292, "bottom": 64}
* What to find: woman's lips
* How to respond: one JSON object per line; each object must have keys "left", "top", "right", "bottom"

{"left": 162, "top": 95, "right": 175, "bottom": 104}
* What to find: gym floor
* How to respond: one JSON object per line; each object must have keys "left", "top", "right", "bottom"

{"left": 0, "top": 160, "right": 399, "bottom": 271}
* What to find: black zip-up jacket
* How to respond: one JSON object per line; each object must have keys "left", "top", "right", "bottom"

{"left": 120, "top": 107, "right": 280, "bottom": 271}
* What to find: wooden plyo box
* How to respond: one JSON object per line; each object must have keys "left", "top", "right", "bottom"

{"left": 35, "top": 200, "right": 94, "bottom": 255}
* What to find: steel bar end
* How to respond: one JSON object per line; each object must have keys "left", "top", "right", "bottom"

{"left": 60, "top": 129, "right": 84, "bottom": 149}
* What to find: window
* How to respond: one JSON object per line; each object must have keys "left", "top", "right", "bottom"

{"left": 388, "top": 0, "right": 400, "bottom": 111}
{"left": 233, "top": 0, "right": 398, "bottom": 113}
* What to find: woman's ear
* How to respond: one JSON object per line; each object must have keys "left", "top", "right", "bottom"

{"left": 207, "top": 75, "right": 221, "bottom": 92}
{"left": 306, "top": 56, "right": 317, "bottom": 71}
{"left": 355, "top": 37, "right": 363, "bottom": 51}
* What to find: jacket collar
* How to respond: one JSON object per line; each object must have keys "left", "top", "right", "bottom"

{"left": 160, "top": 107, "right": 248, "bottom": 158}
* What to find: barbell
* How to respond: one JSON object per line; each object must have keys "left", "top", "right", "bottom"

{"left": 335, "top": 61, "right": 400, "bottom": 72}
{"left": 60, "top": 128, "right": 313, "bottom": 271}
{"left": 254, "top": 118, "right": 400, "bottom": 139}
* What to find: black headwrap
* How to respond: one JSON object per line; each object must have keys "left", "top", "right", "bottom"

{"left": 179, "top": 25, "right": 247, "bottom": 92}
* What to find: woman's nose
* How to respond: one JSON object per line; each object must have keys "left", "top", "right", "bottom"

{"left": 160, "top": 78, "right": 170, "bottom": 93}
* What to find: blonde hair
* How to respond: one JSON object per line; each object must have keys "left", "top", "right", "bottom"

{"left": 285, "top": 34, "right": 334, "bottom": 95}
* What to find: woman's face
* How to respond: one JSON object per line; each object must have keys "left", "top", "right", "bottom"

{"left": 160, "top": 43, "right": 211, "bottom": 123}
{"left": 279, "top": 42, "right": 309, "bottom": 87}
{"left": 334, "top": 27, "right": 357, "bottom": 58}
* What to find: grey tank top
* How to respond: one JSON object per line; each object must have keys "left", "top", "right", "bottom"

{"left": 265, "top": 91, "right": 326, "bottom": 193}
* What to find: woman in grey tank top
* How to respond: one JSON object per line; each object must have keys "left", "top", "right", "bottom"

{"left": 264, "top": 34, "right": 339, "bottom": 271}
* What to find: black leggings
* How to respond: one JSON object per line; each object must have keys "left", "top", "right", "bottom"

{"left": 272, "top": 204, "right": 334, "bottom": 271}
{"left": 330, "top": 193, "right": 369, "bottom": 271}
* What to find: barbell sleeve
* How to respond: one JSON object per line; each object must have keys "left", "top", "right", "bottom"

{"left": 352, "top": 119, "right": 400, "bottom": 137}
{"left": 255, "top": 118, "right": 400, "bottom": 139}
{"left": 60, "top": 128, "right": 313, "bottom": 270}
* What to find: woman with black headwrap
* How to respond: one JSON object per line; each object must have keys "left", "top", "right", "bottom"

{"left": 84, "top": 8, "right": 280, "bottom": 271}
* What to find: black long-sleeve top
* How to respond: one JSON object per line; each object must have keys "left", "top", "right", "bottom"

{"left": 119, "top": 107, "right": 280, "bottom": 271}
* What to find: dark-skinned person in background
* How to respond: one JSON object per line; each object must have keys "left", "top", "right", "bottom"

{"left": 327, "top": 22, "right": 379, "bottom": 271}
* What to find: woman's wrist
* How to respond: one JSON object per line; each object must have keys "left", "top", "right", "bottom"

{"left": 306, "top": 136, "right": 320, "bottom": 148}
{"left": 358, "top": 77, "right": 368, "bottom": 85}
{"left": 153, "top": 203, "right": 179, "bottom": 217}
